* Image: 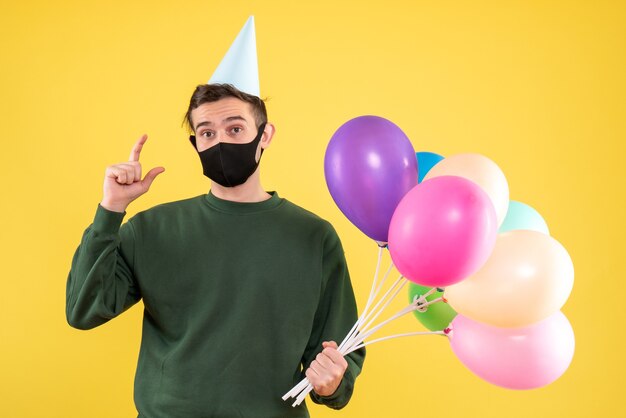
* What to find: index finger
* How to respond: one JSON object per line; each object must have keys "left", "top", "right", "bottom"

{"left": 129, "top": 134, "right": 148, "bottom": 161}
{"left": 322, "top": 346, "right": 347, "bottom": 365}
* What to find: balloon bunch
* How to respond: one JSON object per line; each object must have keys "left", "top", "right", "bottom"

{"left": 283, "top": 116, "right": 574, "bottom": 405}
{"left": 408, "top": 156, "right": 575, "bottom": 390}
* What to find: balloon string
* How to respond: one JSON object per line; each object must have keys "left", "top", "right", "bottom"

{"left": 284, "top": 249, "right": 448, "bottom": 407}
{"left": 284, "top": 293, "right": 446, "bottom": 405}
{"left": 341, "top": 276, "right": 406, "bottom": 354}
{"left": 287, "top": 246, "right": 396, "bottom": 406}
{"left": 362, "top": 245, "right": 384, "bottom": 315}
{"left": 293, "top": 383, "right": 314, "bottom": 407}
{"left": 347, "top": 252, "right": 394, "bottom": 349}
{"left": 344, "top": 330, "right": 446, "bottom": 355}
{"left": 414, "top": 291, "right": 446, "bottom": 313}
{"left": 282, "top": 377, "right": 309, "bottom": 401}
{"left": 341, "top": 273, "right": 403, "bottom": 353}
{"left": 339, "top": 246, "right": 388, "bottom": 352}
{"left": 290, "top": 297, "right": 446, "bottom": 407}
{"left": 412, "top": 296, "right": 445, "bottom": 314}
{"left": 344, "top": 296, "right": 445, "bottom": 354}
{"left": 284, "top": 246, "right": 389, "bottom": 404}
{"left": 343, "top": 301, "right": 415, "bottom": 353}
{"left": 420, "top": 287, "right": 438, "bottom": 300}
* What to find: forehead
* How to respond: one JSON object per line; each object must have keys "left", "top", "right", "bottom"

{"left": 191, "top": 97, "right": 254, "bottom": 127}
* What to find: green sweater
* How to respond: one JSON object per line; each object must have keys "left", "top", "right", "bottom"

{"left": 66, "top": 191, "right": 365, "bottom": 418}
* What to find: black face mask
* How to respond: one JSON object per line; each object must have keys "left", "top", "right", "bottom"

{"left": 189, "top": 123, "right": 266, "bottom": 187}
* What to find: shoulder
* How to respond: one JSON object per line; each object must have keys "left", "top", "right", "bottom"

{"left": 277, "top": 198, "right": 341, "bottom": 247}
{"left": 280, "top": 198, "right": 335, "bottom": 230}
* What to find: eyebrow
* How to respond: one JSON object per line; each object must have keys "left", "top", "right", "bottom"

{"left": 194, "top": 115, "right": 248, "bottom": 131}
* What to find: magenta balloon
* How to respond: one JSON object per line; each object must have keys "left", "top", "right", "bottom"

{"left": 388, "top": 176, "right": 497, "bottom": 287}
{"left": 324, "top": 116, "right": 418, "bottom": 242}
{"left": 449, "top": 313, "right": 575, "bottom": 390}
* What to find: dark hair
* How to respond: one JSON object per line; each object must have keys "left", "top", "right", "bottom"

{"left": 183, "top": 83, "right": 267, "bottom": 132}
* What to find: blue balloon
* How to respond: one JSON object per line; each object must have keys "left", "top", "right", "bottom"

{"left": 499, "top": 201, "right": 550, "bottom": 235}
{"left": 416, "top": 151, "right": 445, "bottom": 183}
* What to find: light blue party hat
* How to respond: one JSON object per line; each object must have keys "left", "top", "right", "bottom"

{"left": 208, "top": 16, "right": 260, "bottom": 97}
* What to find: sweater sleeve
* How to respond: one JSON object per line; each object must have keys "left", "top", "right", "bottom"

{"left": 65, "top": 204, "right": 141, "bottom": 330}
{"left": 303, "top": 223, "right": 366, "bottom": 410}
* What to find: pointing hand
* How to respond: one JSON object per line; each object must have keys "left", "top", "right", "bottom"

{"left": 100, "top": 134, "right": 165, "bottom": 213}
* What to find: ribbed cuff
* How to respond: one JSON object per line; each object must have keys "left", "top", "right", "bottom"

{"left": 310, "top": 367, "right": 354, "bottom": 409}
{"left": 92, "top": 204, "right": 126, "bottom": 233}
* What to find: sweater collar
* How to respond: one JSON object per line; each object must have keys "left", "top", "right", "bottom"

{"left": 204, "top": 190, "right": 283, "bottom": 214}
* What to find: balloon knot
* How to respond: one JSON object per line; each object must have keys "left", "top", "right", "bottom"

{"left": 442, "top": 296, "right": 448, "bottom": 303}
{"left": 414, "top": 295, "right": 428, "bottom": 312}
{"left": 443, "top": 327, "right": 452, "bottom": 335}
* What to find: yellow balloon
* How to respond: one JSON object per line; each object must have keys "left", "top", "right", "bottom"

{"left": 424, "top": 153, "right": 509, "bottom": 227}
{"left": 444, "top": 230, "right": 574, "bottom": 328}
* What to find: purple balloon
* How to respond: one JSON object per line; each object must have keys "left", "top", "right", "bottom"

{"left": 324, "top": 116, "right": 418, "bottom": 242}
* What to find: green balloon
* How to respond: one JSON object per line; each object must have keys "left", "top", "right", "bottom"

{"left": 408, "top": 283, "right": 457, "bottom": 331}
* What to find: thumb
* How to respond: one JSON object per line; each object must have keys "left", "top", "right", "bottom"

{"left": 142, "top": 167, "right": 165, "bottom": 189}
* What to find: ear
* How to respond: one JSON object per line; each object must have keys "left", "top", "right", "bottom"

{"left": 260, "top": 123, "right": 276, "bottom": 150}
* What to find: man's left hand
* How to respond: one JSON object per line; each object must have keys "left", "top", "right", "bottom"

{"left": 305, "top": 341, "right": 348, "bottom": 397}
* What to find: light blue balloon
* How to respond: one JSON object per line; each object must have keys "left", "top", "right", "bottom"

{"left": 416, "top": 151, "right": 445, "bottom": 183}
{"left": 499, "top": 201, "right": 550, "bottom": 235}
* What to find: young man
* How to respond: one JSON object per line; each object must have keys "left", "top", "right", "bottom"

{"left": 66, "top": 83, "right": 365, "bottom": 417}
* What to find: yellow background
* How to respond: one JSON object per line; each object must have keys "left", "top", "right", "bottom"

{"left": 1, "top": 0, "right": 624, "bottom": 417}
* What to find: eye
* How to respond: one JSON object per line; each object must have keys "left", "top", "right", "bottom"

{"left": 201, "top": 130, "right": 215, "bottom": 138}
{"left": 230, "top": 127, "right": 243, "bottom": 134}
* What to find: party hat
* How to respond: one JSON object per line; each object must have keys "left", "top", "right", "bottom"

{"left": 208, "top": 16, "right": 260, "bottom": 97}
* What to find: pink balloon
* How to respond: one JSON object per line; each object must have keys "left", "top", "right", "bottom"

{"left": 388, "top": 176, "right": 497, "bottom": 287}
{"left": 449, "top": 312, "right": 575, "bottom": 390}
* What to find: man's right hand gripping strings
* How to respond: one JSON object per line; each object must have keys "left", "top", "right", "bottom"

{"left": 100, "top": 134, "right": 165, "bottom": 213}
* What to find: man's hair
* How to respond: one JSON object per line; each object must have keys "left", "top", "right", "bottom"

{"left": 183, "top": 83, "right": 267, "bottom": 132}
